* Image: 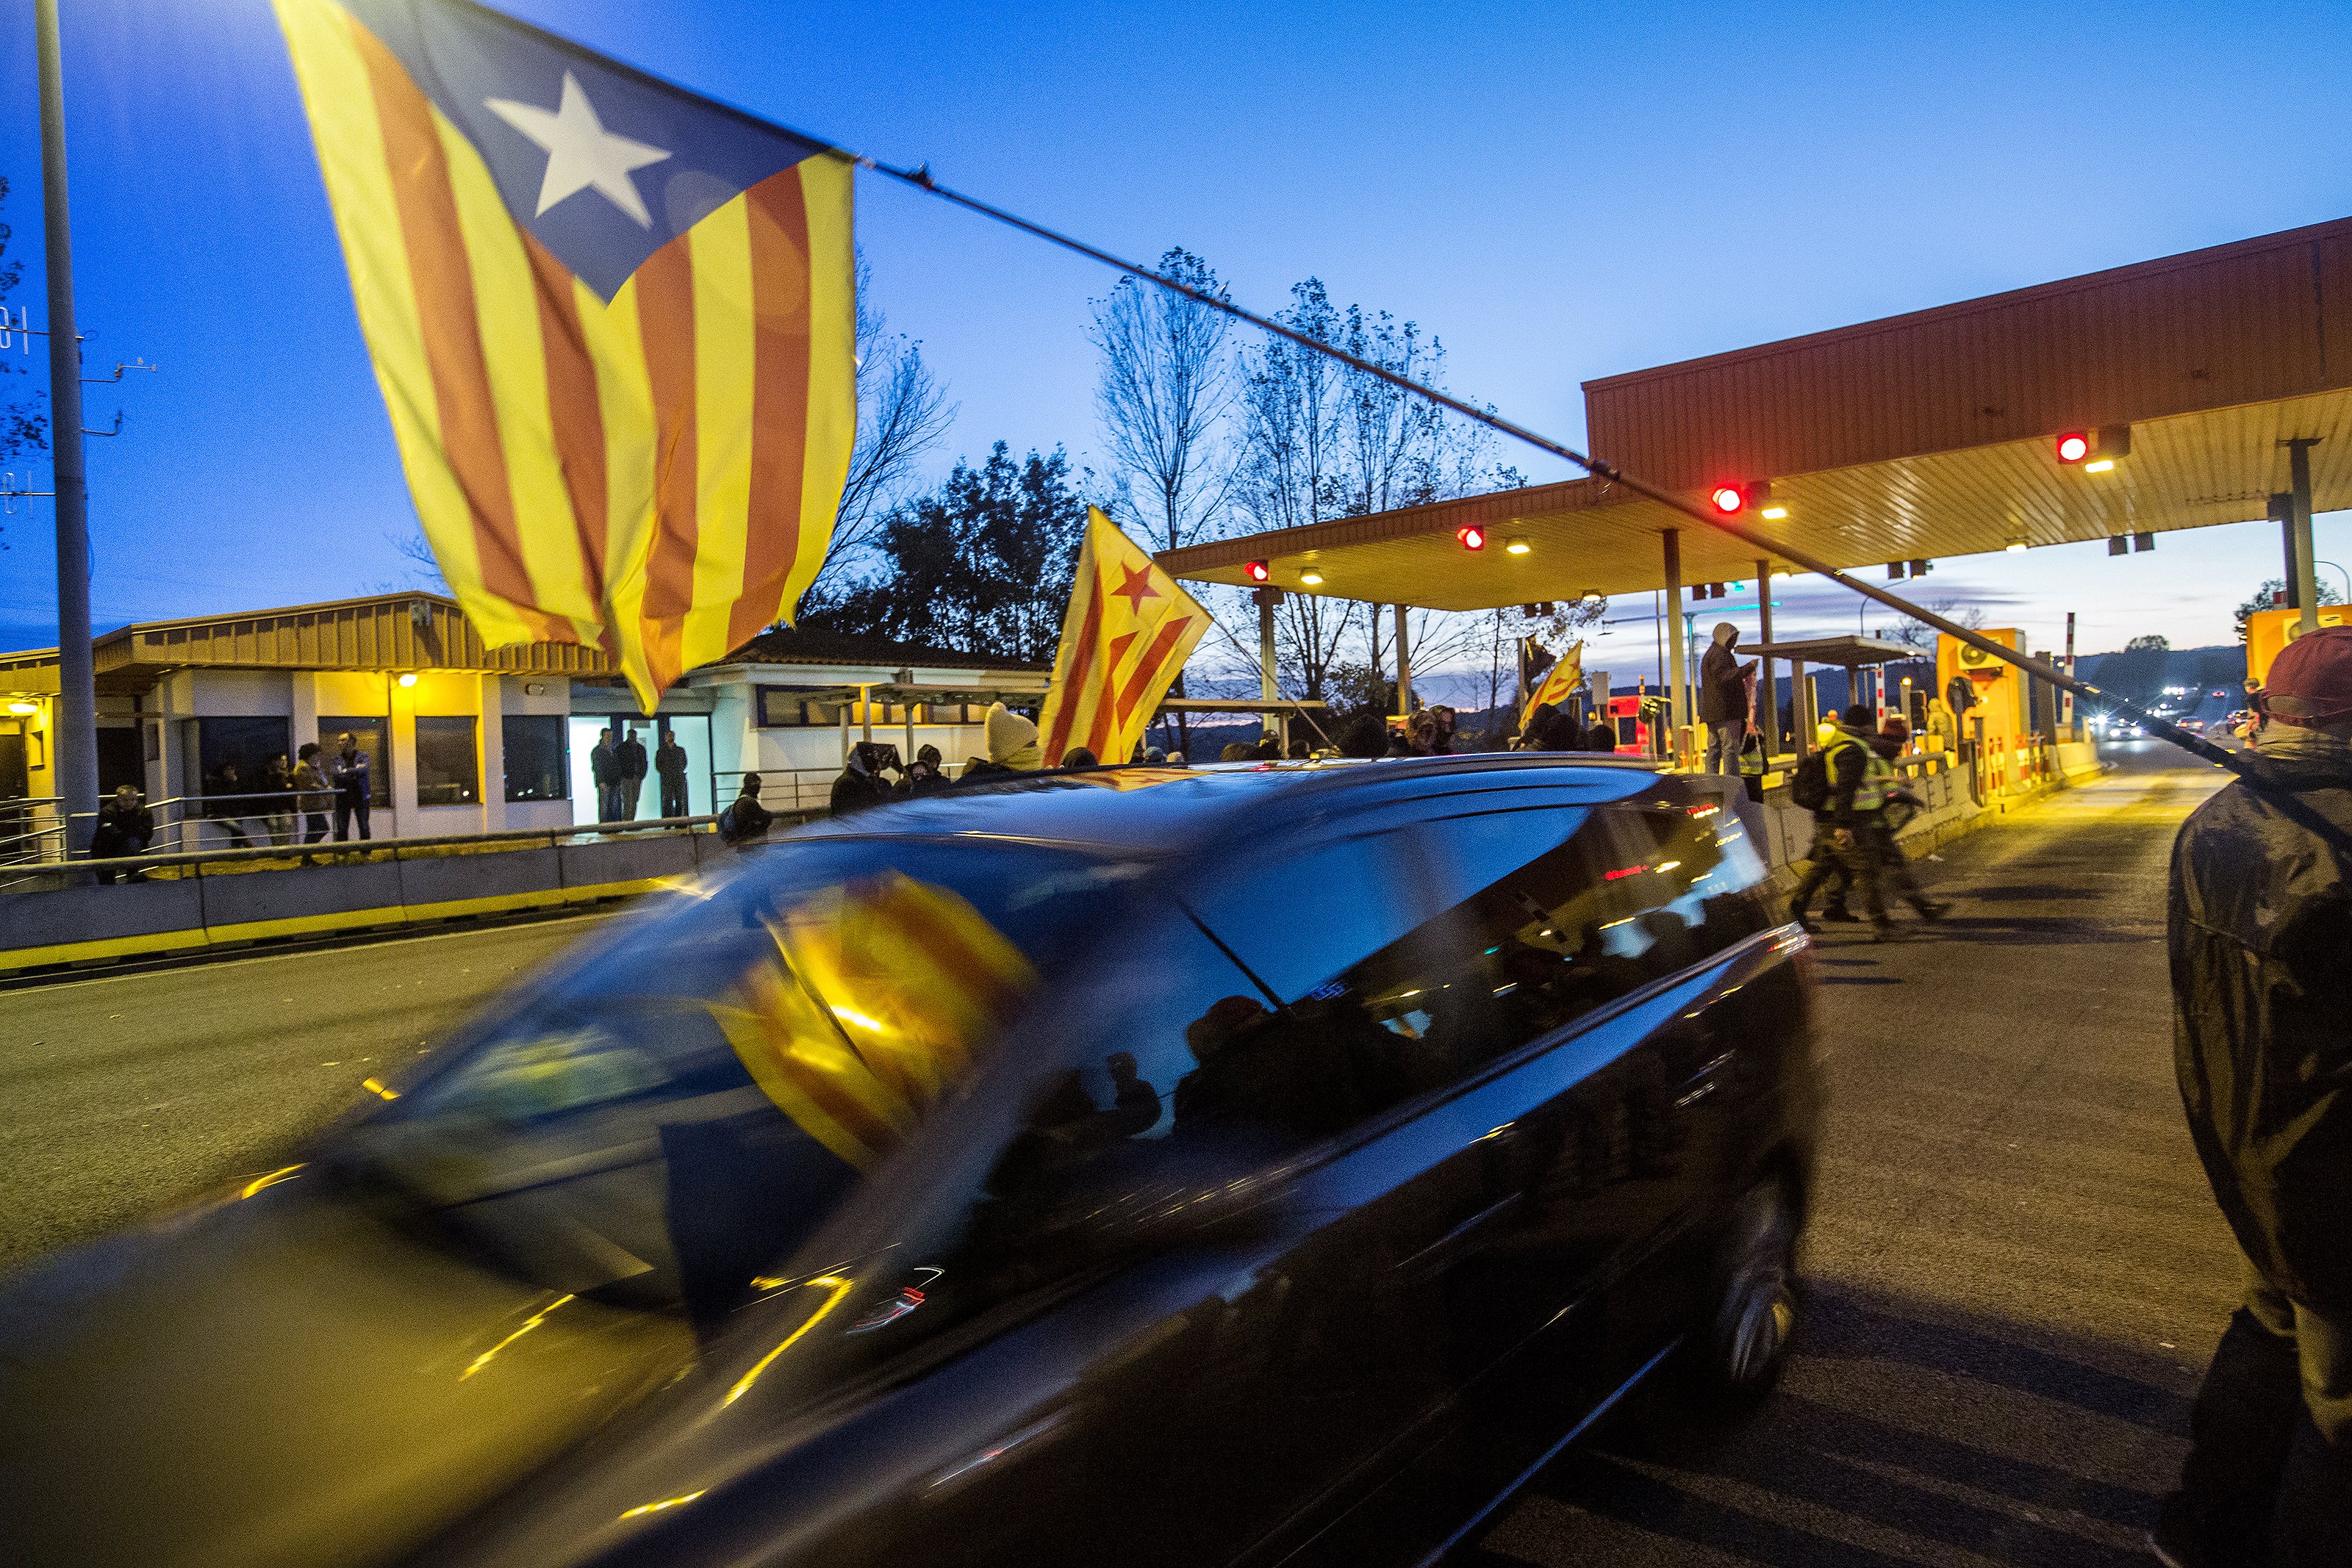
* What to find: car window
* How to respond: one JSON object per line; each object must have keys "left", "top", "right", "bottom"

{"left": 1593, "top": 799, "right": 1772, "bottom": 975}
{"left": 339, "top": 841, "right": 1135, "bottom": 1317}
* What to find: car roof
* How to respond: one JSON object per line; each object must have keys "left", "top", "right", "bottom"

{"left": 781, "top": 754, "right": 1675, "bottom": 857}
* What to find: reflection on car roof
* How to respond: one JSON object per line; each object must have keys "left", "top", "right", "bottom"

{"left": 783, "top": 755, "right": 1669, "bottom": 855}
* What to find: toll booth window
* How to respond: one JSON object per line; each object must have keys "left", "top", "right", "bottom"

{"left": 413, "top": 716, "right": 480, "bottom": 805}
{"left": 318, "top": 717, "right": 392, "bottom": 806}
{"left": 501, "top": 714, "right": 569, "bottom": 802}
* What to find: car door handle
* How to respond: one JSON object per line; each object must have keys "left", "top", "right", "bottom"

{"left": 1393, "top": 1192, "right": 1522, "bottom": 1283}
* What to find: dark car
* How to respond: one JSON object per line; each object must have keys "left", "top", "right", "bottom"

{"left": 0, "top": 756, "right": 1821, "bottom": 1568}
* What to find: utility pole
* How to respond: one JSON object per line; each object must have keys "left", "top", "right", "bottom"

{"left": 37, "top": 0, "right": 96, "bottom": 856}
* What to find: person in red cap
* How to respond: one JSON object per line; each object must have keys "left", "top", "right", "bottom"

{"left": 2156, "top": 625, "right": 2352, "bottom": 1567}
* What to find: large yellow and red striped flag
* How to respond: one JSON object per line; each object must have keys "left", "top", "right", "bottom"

{"left": 1519, "top": 641, "right": 1585, "bottom": 731}
{"left": 275, "top": 0, "right": 855, "bottom": 710}
{"left": 1037, "top": 508, "right": 1211, "bottom": 766}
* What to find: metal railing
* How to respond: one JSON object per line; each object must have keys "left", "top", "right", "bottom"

{"left": 0, "top": 812, "right": 749, "bottom": 890}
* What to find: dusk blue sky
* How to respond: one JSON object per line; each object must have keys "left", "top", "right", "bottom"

{"left": 4, "top": 0, "right": 2350, "bottom": 675}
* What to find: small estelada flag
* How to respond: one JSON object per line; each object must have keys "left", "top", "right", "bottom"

{"left": 275, "top": 0, "right": 856, "bottom": 711}
{"left": 1037, "top": 508, "right": 1211, "bottom": 767}
{"left": 1519, "top": 641, "right": 1585, "bottom": 731}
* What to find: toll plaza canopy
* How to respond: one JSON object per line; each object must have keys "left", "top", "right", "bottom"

{"left": 1158, "top": 214, "right": 2352, "bottom": 608}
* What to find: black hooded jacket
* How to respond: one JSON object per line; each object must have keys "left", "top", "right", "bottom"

{"left": 2170, "top": 744, "right": 2352, "bottom": 1309}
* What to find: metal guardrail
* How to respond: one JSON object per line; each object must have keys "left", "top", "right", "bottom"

{"left": 0, "top": 813, "right": 766, "bottom": 889}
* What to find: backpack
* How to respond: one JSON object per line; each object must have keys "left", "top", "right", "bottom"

{"left": 1789, "top": 749, "right": 1831, "bottom": 812}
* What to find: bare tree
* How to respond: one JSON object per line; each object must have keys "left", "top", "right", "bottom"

{"left": 1232, "top": 280, "right": 1359, "bottom": 700}
{"left": 1875, "top": 597, "right": 1983, "bottom": 650}
{"left": 806, "top": 256, "right": 954, "bottom": 605}
{"left": 1090, "top": 247, "right": 1235, "bottom": 553}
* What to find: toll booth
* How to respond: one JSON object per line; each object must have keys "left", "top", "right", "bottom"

{"left": 2245, "top": 605, "right": 2352, "bottom": 686}
{"left": 1938, "top": 627, "right": 2040, "bottom": 794}
{"left": 1608, "top": 696, "right": 1646, "bottom": 757}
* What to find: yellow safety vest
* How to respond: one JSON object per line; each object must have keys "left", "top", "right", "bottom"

{"left": 1823, "top": 732, "right": 1890, "bottom": 812}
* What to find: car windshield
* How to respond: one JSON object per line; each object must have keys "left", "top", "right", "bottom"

{"left": 338, "top": 839, "right": 1137, "bottom": 1315}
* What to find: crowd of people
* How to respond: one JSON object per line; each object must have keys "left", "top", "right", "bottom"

{"left": 586, "top": 722, "right": 692, "bottom": 824}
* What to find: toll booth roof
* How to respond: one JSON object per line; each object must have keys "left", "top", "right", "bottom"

{"left": 1742, "top": 635, "right": 1921, "bottom": 668}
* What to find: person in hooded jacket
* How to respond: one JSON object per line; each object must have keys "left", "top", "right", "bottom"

{"left": 830, "top": 741, "right": 897, "bottom": 816}
{"left": 2156, "top": 626, "right": 2352, "bottom": 1568}
{"left": 957, "top": 702, "right": 1042, "bottom": 783}
{"left": 900, "top": 744, "right": 951, "bottom": 796}
{"left": 1519, "top": 702, "right": 1574, "bottom": 752}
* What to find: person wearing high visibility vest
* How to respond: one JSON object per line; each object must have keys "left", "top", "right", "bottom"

{"left": 1788, "top": 706, "right": 1885, "bottom": 935}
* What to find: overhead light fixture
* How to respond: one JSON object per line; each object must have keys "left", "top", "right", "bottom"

{"left": 397, "top": 672, "right": 420, "bottom": 688}
{"left": 1504, "top": 536, "right": 1530, "bottom": 555}
{"left": 1298, "top": 569, "right": 1324, "bottom": 586}
{"left": 2005, "top": 541, "right": 2029, "bottom": 554}
{"left": 1579, "top": 588, "right": 1603, "bottom": 604}
{"left": 1760, "top": 505, "right": 1788, "bottom": 520}
{"left": 7, "top": 700, "right": 37, "bottom": 716}
{"left": 2084, "top": 458, "right": 2115, "bottom": 473}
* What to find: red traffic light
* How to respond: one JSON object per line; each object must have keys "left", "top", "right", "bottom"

{"left": 1457, "top": 524, "right": 1486, "bottom": 551}
{"left": 1244, "top": 559, "right": 1269, "bottom": 583}
{"left": 2055, "top": 431, "right": 2090, "bottom": 464}
{"left": 1709, "top": 485, "right": 1746, "bottom": 515}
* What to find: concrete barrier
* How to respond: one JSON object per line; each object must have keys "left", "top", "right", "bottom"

{"left": 0, "top": 829, "right": 716, "bottom": 977}
{"left": 0, "top": 878, "right": 207, "bottom": 965}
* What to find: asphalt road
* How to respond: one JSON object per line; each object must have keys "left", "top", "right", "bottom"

{"left": 1464, "top": 741, "right": 2242, "bottom": 1567}
{"left": 0, "top": 745, "right": 2244, "bottom": 1566}
{"left": 0, "top": 913, "right": 605, "bottom": 1270}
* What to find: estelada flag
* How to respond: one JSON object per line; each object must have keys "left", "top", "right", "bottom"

{"left": 1037, "top": 508, "right": 1211, "bottom": 766}
{"left": 711, "top": 873, "right": 1038, "bottom": 1171}
{"left": 275, "top": 0, "right": 856, "bottom": 711}
{"left": 1519, "top": 641, "right": 1585, "bottom": 731}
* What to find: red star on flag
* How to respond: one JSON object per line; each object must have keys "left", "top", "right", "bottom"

{"left": 1112, "top": 562, "right": 1163, "bottom": 614}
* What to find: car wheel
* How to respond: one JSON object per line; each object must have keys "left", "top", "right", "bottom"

{"left": 1697, "top": 1179, "right": 1799, "bottom": 1398}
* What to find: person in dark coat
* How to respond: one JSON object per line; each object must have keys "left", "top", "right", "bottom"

{"left": 1699, "top": 622, "right": 1757, "bottom": 775}
{"left": 900, "top": 744, "right": 951, "bottom": 796}
{"left": 1786, "top": 705, "right": 1887, "bottom": 937}
{"left": 2156, "top": 626, "right": 2352, "bottom": 1568}
{"left": 830, "top": 741, "right": 896, "bottom": 816}
{"left": 654, "top": 725, "right": 691, "bottom": 819}
{"left": 614, "top": 724, "right": 649, "bottom": 821}
{"left": 1585, "top": 711, "right": 1620, "bottom": 753}
{"left": 329, "top": 732, "right": 373, "bottom": 842}
{"left": 89, "top": 785, "right": 155, "bottom": 884}
{"left": 1519, "top": 702, "right": 1571, "bottom": 752}
{"left": 588, "top": 727, "right": 618, "bottom": 822}
{"left": 717, "top": 774, "right": 774, "bottom": 844}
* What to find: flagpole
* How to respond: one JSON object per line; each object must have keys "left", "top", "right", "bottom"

{"left": 35, "top": 0, "right": 98, "bottom": 858}
{"left": 848, "top": 157, "right": 2242, "bottom": 781}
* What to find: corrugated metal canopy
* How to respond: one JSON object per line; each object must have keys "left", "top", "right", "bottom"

{"left": 0, "top": 593, "right": 617, "bottom": 694}
{"left": 1160, "top": 215, "right": 2352, "bottom": 610}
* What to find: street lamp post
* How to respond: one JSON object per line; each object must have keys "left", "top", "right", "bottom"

{"left": 35, "top": 0, "right": 97, "bottom": 857}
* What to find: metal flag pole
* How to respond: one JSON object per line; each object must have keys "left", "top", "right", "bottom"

{"left": 35, "top": 0, "right": 98, "bottom": 857}
{"left": 842, "top": 158, "right": 2246, "bottom": 780}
